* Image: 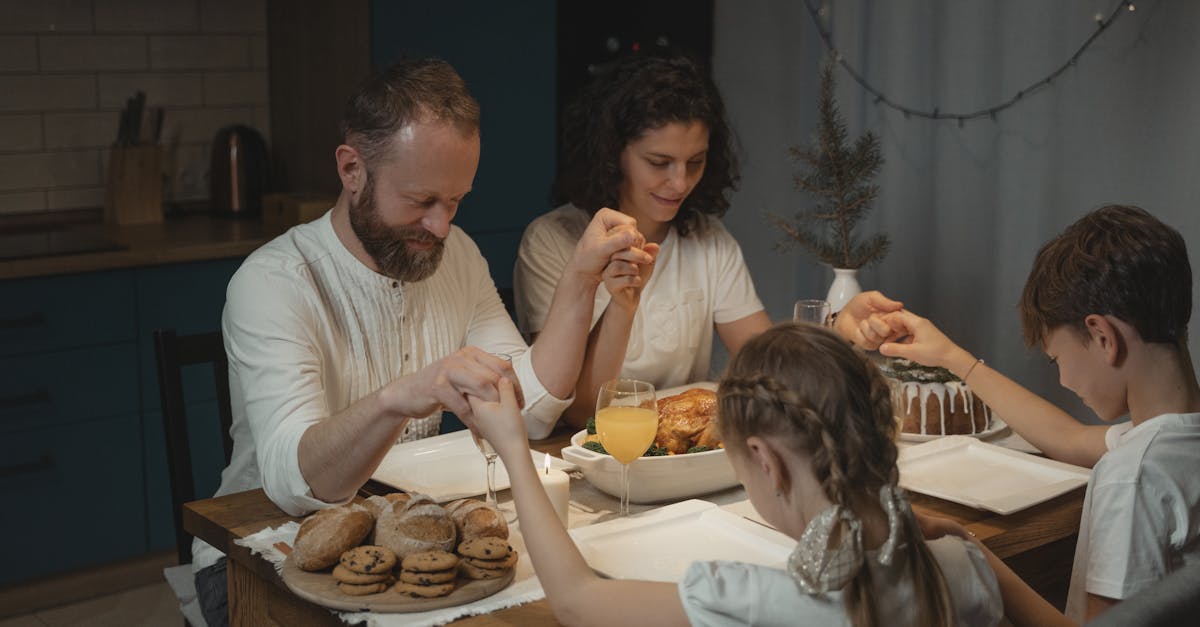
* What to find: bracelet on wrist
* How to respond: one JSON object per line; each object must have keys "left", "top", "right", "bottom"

{"left": 962, "top": 357, "right": 985, "bottom": 384}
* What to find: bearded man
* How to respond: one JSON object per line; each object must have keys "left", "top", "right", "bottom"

{"left": 193, "top": 59, "right": 651, "bottom": 626}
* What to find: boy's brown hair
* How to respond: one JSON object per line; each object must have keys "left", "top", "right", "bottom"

{"left": 1020, "top": 205, "right": 1192, "bottom": 349}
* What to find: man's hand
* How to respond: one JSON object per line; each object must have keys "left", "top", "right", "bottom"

{"left": 567, "top": 208, "right": 653, "bottom": 285}
{"left": 382, "top": 347, "right": 525, "bottom": 420}
{"left": 603, "top": 242, "right": 659, "bottom": 311}
{"left": 833, "top": 290, "right": 905, "bottom": 350}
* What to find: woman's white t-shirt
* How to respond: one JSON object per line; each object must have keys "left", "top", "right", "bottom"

{"left": 514, "top": 204, "right": 765, "bottom": 389}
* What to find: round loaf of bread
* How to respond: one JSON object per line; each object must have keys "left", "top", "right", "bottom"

{"left": 372, "top": 501, "right": 456, "bottom": 558}
{"left": 292, "top": 505, "right": 374, "bottom": 571}
{"left": 362, "top": 492, "right": 411, "bottom": 519}
{"left": 444, "top": 498, "right": 508, "bottom": 540}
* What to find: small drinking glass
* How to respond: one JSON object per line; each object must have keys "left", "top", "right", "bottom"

{"left": 794, "top": 299, "right": 832, "bottom": 326}
{"left": 472, "top": 352, "right": 517, "bottom": 521}
{"left": 594, "top": 379, "right": 657, "bottom": 517}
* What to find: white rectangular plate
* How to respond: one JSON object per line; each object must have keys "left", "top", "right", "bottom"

{"left": 567, "top": 499, "right": 793, "bottom": 582}
{"left": 371, "top": 430, "right": 576, "bottom": 502}
{"left": 898, "top": 435, "right": 1090, "bottom": 514}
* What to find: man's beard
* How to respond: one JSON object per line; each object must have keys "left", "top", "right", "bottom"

{"left": 349, "top": 174, "right": 446, "bottom": 283}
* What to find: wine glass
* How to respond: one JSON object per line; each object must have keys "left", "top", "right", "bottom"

{"left": 794, "top": 298, "right": 832, "bottom": 326}
{"left": 473, "top": 353, "right": 517, "bottom": 521}
{"left": 594, "top": 379, "right": 657, "bottom": 517}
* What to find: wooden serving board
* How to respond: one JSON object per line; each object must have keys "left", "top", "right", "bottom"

{"left": 280, "top": 555, "right": 515, "bottom": 613}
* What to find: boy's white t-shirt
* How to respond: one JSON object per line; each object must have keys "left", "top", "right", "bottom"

{"left": 678, "top": 536, "right": 1003, "bottom": 626}
{"left": 1065, "top": 412, "right": 1200, "bottom": 621}
{"left": 513, "top": 205, "right": 764, "bottom": 389}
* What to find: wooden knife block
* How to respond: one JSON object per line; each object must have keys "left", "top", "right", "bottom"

{"left": 105, "top": 144, "right": 163, "bottom": 225}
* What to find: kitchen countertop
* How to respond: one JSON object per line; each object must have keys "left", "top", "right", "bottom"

{"left": 0, "top": 213, "right": 285, "bottom": 281}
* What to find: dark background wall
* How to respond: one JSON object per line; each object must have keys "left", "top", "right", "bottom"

{"left": 370, "top": 1, "right": 556, "bottom": 289}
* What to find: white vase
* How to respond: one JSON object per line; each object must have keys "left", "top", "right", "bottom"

{"left": 826, "top": 267, "right": 861, "bottom": 313}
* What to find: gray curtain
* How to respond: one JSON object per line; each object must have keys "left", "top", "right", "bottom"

{"left": 713, "top": 0, "right": 1200, "bottom": 424}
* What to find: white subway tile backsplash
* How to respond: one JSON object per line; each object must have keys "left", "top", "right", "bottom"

{"left": 0, "top": 190, "right": 47, "bottom": 215}
{"left": 201, "top": 0, "right": 266, "bottom": 33}
{"left": 159, "top": 106, "right": 256, "bottom": 144}
{"left": 0, "top": 114, "right": 43, "bottom": 152}
{"left": 164, "top": 142, "right": 211, "bottom": 201}
{"left": 0, "top": 151, "right": 101, "bottom": 190}
{"left": 150, "top": 35, "right": 250, "bottom": 70}
{"left": 251, "top": 35, "right": 268, "bottom": 69}
{"left": 204, "top": 71, "right": 267, "bottom": 106}
{"left": 0, "top": 36, "right": 37, "bottom": 72}
{"left": 47, "top": 186, "right": 107, "bottom": 210}
{"left": 95, "top": 0, "right": 199, "bottom": 33}
{"left": 0, "top": 3, "right": 271, "bottom": 212}
{"left": 39, "top": 35, "right": 148, "bottom": 72}
{"left": 253, "top": 106, "right": 271, "bottom": 140}
{"left": 0, "top": 75, "right": 96, "bottom": 112}
{"left": 44, "top": 112, "right": 121, "bottom": 149}
{"left": 0, "top": 0, "right": 92, "bottom": 33}
{"left": 99, "top": 73, "right": 204, "bottom": 108}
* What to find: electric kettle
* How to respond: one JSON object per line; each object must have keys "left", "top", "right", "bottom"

{"left": 209, "top": 125, "right": 270, "bottom": 217}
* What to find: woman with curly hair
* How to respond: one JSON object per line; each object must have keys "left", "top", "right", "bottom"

{"left": 513, "top": 53, "right": 772, "bottom": 422}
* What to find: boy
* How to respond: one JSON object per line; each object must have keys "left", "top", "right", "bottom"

{"left": 879, "top": 205, "right": 1200, "bottom": 624}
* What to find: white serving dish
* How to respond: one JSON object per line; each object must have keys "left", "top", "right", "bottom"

{"left": 371, "top": 430, "right": 575, "bottom": 502}
{"left": 561, "top": 429, "right": 739, "bottom": 503}
{"left": 561, "top": 381, "right": 739, "bottom": 503}
{"left": 568, "top": 499, "right": 792, "bottom": 582}
{"left": 897, "top": 435, "right": 1091, "bottom": 514}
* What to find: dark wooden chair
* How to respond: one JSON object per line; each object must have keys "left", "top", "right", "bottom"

{"left": 153, "top": 329, "right": 234, "bottom": 566}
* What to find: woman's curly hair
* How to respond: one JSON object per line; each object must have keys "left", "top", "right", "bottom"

{"left": 553, "top": 53, "right": 739, "bottom": 237}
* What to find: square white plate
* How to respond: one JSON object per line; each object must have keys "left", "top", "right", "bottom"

{"left": 897, "top": 435, "right": 1090, "bottom": 514}
{"left": 371, "top": 430, "right": 576, "bottom": 502}
{"left": 567, "top": 499, "right": 793, "bottom": 582}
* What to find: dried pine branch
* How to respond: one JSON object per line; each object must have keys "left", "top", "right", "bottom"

{"left": 767, "top": 58, "right": 890, "bottom": 269}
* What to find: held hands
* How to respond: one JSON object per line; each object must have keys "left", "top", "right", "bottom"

{"left": 464, "top": 377, "right": 529, "bottom": 459}
{"left": 877, "top": 309, "right": 974, "bottom": 374}
{"left": 568, "top": 208, "right": 654, "bottom": 285}
{"left": 834, "top": 290, "right": 905, "bottom": 350}
{"left": 603, "top": 241, "right": 660, "bottom": 311}
{"left": 386, "top": 347, "right": 525, "bottom": 421}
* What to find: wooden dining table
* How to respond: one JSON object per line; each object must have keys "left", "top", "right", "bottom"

{"left": 184, "top": 426, "right": 1084, "bottom": 626}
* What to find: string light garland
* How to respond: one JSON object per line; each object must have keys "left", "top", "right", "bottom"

{"left": 802, "top": 0, "right": 1137, "bottom": 125}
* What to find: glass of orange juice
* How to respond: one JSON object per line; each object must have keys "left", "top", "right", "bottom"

{"left": 595, "top": 379, "right": 657, "bottom": 516}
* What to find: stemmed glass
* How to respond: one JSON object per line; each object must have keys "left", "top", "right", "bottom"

{"left": 472, "top": 353, "right": 516, "bottom": 521}
{"left": 794, "top": 298, "right": 832, "bottom": 326}
{"left": 594, "top": 379, "right": 657, "bottom": 517}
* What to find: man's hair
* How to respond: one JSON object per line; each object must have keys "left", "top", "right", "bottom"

{"left": 341, "top": 58, "right": 480, "bottom": 166}
{"left": 552, "top": 53, "right": 738, "bottom": 237}
{"left": 1020, "top": 204, "right": 1192, "bottom": 348}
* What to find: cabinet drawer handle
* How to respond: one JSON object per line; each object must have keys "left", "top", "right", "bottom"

{"left": 0, "top": 454, "right": 54, "bottom": 479}
{"left": 0, "top": 388, "right": 50, "bottom": 410}
{"left": 0, "top": 312, "right": 47, "bottom": 330}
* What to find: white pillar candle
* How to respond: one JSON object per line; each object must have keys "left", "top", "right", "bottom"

{"left": 537, "top": 453, "right": 570, "bottom": 527}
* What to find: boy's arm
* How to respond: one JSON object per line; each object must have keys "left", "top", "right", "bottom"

{"left": 941, "top": 360, "right": 1108, "bottom": 467}
{"left": 917, "top": 513, "right": 1078, "bottom": 627}
{"left": 880, "top": 310, "right": 1108, "bottom": 468}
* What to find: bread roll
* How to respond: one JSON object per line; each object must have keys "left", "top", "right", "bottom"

{"left": 292, "top": 505, "right": 374, "bottom": 571}
{"left": 444, "top": 499, "right": 508, "bottom": 540}
{"left": 372, "top": 500, "right": 456, "bottom": 558}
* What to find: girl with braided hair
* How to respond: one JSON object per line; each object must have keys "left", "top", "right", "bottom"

{"left": 463, "top": 322, "right": 1001, "bottom": 626}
